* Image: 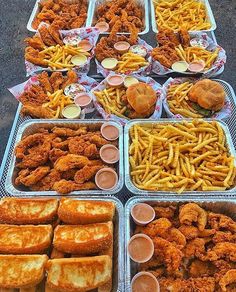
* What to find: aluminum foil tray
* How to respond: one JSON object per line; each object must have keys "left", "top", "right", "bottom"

{"left": 27, "top": 0, "right": 93, "bottom": 32}
{"left": 4, "top": 119, "right": 124, "bottom": 196}
{"left": 151, "top": 0, "right": 216, "bottom": 33}
{"left": 87, "top": 0, "right": 149, "bottom": 35}
{"left": 124, "top": 118, "right": 236, "bottom": 196}
{"left": 124, "top": 196, "right": 236, "bottom": 291}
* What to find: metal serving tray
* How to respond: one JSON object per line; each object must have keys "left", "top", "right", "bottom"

{"left": 151, "top": 0, "right": 217, "bottom": 34}
{"left": 124, "top": 119, "right": 236, "bottom": 196}
{"left": 27, "top": 0, "right": 93, "bottom": 32}
{"left": 124, "top": 196, "right": 236, "bottom": 291}
{"left": 5, "top": 119, "right": 124, "bottom": 196}
{"left": 87, "top": 0, "right": 149, "bottom": 35}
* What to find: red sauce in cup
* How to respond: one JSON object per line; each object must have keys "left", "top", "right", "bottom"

{"left": 101, "top": 123, "right": 119, "bottom": 141}
{"left": 132, "top": 272, "right": 160, "bottom": 292}
{"left": 95, "top": 168, "right": 118, "bottom": 190}
{"left": 131, "top": 203, "right": 155, "bottom": 225}
{"left": 128, "top": 234, "right": 154, "bottom": 263}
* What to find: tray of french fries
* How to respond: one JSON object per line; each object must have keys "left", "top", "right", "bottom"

{"left": 124, "top": 119, "right": 236, "bottom": 195}
{"left": 0, "top": 196, "right": 124, "bottom": 291}
{"left": 125, "top": 196, "right": 236, "bottom": 291}
{"left": 25, "top": 22, "right": 99, "bottom": 76}
{"left": 5, "top": 119, "right": 124, "bottom": 196}
{"left": 88, "top": 0, "right": 149, "bottom": 35}
{"left": 151, "top": 29, "right": 226, "bottom": 76}
{"left": 162, "top": 78, "right": 233, "bottom": 120}
{"left": 151, "top": 0, "right": 216, "bottom": 33}
{"left": 26, "top": 0, "right": 92, "bottom": 33}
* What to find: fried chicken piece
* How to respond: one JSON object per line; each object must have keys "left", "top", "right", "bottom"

{"left": 89, "top": 134, "right": 110, "bottom": 147}
{"left": 151, "top": 45, "right": 180, "bottom": 68}
{"left": 207, "top": 242, "right": 236, "bottom": 262}
{"left": 30, "top": 169, "right": 61, "bottom": 191}
{"left": 157, "top": 28, "right": 180, "bottom": 46}
{"left": 37, "top": 7, "right": 57, "bottom": 23}
{"left": 153, "top": 205, "right": 176, "bottom": 219}
{"left": 213, "top": 231, "right": 236, "bottom": 243}
{"left": 51, "top": 137, "right": 69, "bottom": 150}
{"left": 70, "top": 13, "right": 87, "bottom": 29}
{"left": 53, "top": 180, "right": 96, "bottom": 194}
{"left": 61, "top": 169, "right": 77, "bottom": 180}
{"left": 49, "top": 72, "right": 64, "bottom": 91}
{"left": 153, "top": 237, "right": 183, "bottom": 273}
{"left": 179, "top": 225, "right": 216, "bottom": 240}
{"left": 21, "top": 105, "right": 54, "bottom": 119}
{"left": 208, "top": 212, "right": 236, "bottom": 233}
{"left": 37, "top": 71, "right": 53, "bottom": 93}
{"left": 139, "top": 257, "right": 163, "bottom": 271}
{"left": 52, "top": 127, "right": 87, "bottom": 137}
{"left": 142, "top": 218, "right": 172, "bottom": 238}
{"left": 189, "top": 259, "right": 216, "bottom": 278}
{"left": 61, "top": 71, "right": 78, "bottom": 90}
{"left": 68, "top": 137, "right": 99, "bottom": 158}
{"left": 184, "top": 238, "right": 210, "bottom": 259}
{"left": 219, "top": 270, "right": 236, "bottom": 292}
{"left": 19, "top": 85, "right": 49, "bottom": 106}
{"left": 15, "top": 166, "right": 50, "bottom": 187}
{"left": 38, "top": 25, "right": 57, "bottom": 46}
{"left": 25, "top": 47, "right": 48, "bottom": 67}
{"left": 54, "top": 154, "right": 89, "bottom": 171}
{"left": 179, "top": 28, "right": 190, "bottom": 48}
{"left": 48, "top": 22, "right": 64, "bottom": 46}
{"left": 74, "top": 165, "right": 103, "bottom": 184}
{"left": 49, "top": 148, "right": 68, "bottom": 163}
{"left": 179, "top": 203, "right": 207, "bottom": 231}
{"left": 24, "top": 35, "right": 46, "bottom": 50}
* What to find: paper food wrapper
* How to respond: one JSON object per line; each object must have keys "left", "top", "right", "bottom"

{"left": 95, "top": 38, "right": 153, "bottom": 78}
{"left": 162, "top": 77, "right": 232, "bottom": 120}
{"left": 9, "top": 73, "right": 98, "bottom": 118}
{"left": 25, "top": 23, "right": 99, "bottom": 76}
{"left": 91, "top": 73, "right": 163, "bottom": 125}
{"left": 152, "top": 32, "right": 226, "bottom": 77}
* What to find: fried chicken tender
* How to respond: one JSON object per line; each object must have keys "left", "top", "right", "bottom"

{"left": 54, "top": 154, "right": 89, "bottom": 171}
{"left": 157, "top": 28, "right": 180, "bottom": 46}
{"left": 53, "top": 180, "right": 96, "bottom": 194}
{"left": 21, "top": 105, "right": 54, "bottom": 119}
{"left": 213, "top": 231, "right": 236, "bottom": 243}
{"left": 179, "top": 225, "right": 216, "bottom": 240}
{"left": 48, "top": 22, "right": 64, "bottom": 46}
{"left": 19, "top": 84, "right": 48, "bottom": 106}
{"left": 74, "top": 165, "right": 104, "bottom": 184}
{"left": 189, "top": 259, "right": 216, "bottom": 278}
{"left": 24, "top": 35, "right": 46, "bottom": 50}
{"left": 38, "top": 25, "right": 57, "bottom": 46}
{"left": 142, "top": 218, "right": 172, "bottom": 238}
{"left": 61, "top": 70, "right": 77, "bottom": 90}
{"left": 153, "top": 237, "right": 183, "bottom": 273}
{"left": 219, "top": 269, "right": 236, "bottom": 291}
{"left": 151, "top": 45, "right": 180, "bottom": 68}
{"left": 37, "top": 71, "right": 53, "bottom": 93}
{"left": 49, "top": 148, "right": 68, "bottom": 163}
{"left": 30, "top": 169, "right": 61, "bottom": 191}
{"left": 207, "top": 242, "right": 236, "bottom": 262}
{"left": 25, "top": 47, "right": 48, "bottom": 67}
{"left": 15, "top": 166, "right": 50, "bottom": 187}
{"left": 179, "top": 28, "right": 190, "bottom": 48}
{"left": 184, "top": 238, "right": 210, "bottom": 259}
{"left": 52, "top": 127, "right": 87, "bottom": 137}
{"left": 49, "top": 72, "right": 64, "bottom": 91}
{"left": 153, "top": 205, "right": 176, "bottom": 219}
{"left": 208, "top": 212, "right": 236, "bottom": 233}
{"left": 179, "top": 203, "right": 207, "bottom": 231}
{"left": 68, "top": 137, "right": 99, "bottom": 158}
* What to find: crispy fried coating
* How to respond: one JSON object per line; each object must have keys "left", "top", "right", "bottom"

{"left": 53, "top": 179, "right": 96, "bottom": 194}
{"left": 54, "top": 154, "right": 89, "bottom": 171}
{"left": 179, "top": 203, "right": 207, "bottom": 231}
{"left": 74, "top": 165, "right": 103, "bottom": 184}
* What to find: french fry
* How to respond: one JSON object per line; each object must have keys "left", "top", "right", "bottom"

{"left": 129, "top": 120, "right": 236, "bottom": 193}
{"left": 116, "top": 52, "right": 149, "bottom": 73}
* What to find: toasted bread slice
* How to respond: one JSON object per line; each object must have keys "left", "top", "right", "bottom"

{"left": 0, "top": 198, "right": 58, "bottom": 224}
{"left": 0, "top": 255, "right": 48, "bottom": 289}
{"left": 46, "top": 256, "right": 112, "bottom": 292}
{"left": 58, "top": 198, "right": 115, "bottom": 224}
{"left": 53, "top": 221, "right": 113, "bottom": 254}
{"left": 0, "top": 225, "right": 52, "bottom": 254}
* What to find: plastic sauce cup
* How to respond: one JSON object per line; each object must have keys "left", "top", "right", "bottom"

{"left": 128, "top": 234, "right": 154, "bottom": 263}
{"left": 78, "top": 39, "right": 93, "bottom": 52}
{"left": 131, "top": 272, "right": 160, "bottom": 292}
{"left": 114, "top": 41, "right": 130, "bottom": 53}
{"left": 101, "top": 58, "right": 118, "bottom": 70}
{"left": 131, "top": 203, "right": 155, "bottom": 226}
{"left": 100, "top": 144, "right": 119, "bottom": 164}
{"left": 101, "top": 123, "right": 119, "bottom": 141}
{"left": 95, "top": 168, "right": 118, "bottom": 190}
{"left": 62, "top": 104, "right": 81, "bottom": 119}
{"left": 95, "top": 21, "right": 110, "bottom": 33}
{"left": 106, "top": 75, "right": 124, "bottom": 88}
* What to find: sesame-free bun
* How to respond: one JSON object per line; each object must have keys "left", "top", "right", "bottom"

{"left": 188, "top": 79, "right": 225, "bottom": 111}
{"left": 126, "top": 82, "right": 157, "bottom": 116}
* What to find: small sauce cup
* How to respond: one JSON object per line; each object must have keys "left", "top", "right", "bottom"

{"left": 74, "top": 92, "right": 92, "bottom": 108}
{"left": 101, "top": 58, "right": 118, "bottom": 70}
{"left": 128, "top": 234, "right": 154, "bottom": 263}
{"left": 95, "top": 21, "right": 110, "bottom": 33}
{"left": 171, "top": 61, "right": 189, "bottom": 72}
{"left": 62, "top": 104, "right": 81, "bottom": 119}
{"left": 124, "top": 76, "right": 139, "bottom": 88}
{"left": 101, "top": 122, "right": 119, "bottom": 141}
{"left": 131, "top": 272, "right": 160, "bottom": 292}
{"left": 131, "top": 203, "right": 155, "bottom": 226}
{"left": 188, "top": 60, "right": 205, "bottom": 72}
{"left": 114, "top": 41, "right": 130, "bottom": 53}
{"left": 106, "top": 74, "right": 124, "bottom": 88}
{"left": 78, "top": 40, "right": 93, "bottom": 52}
{"left": 71, "top": 54, "right": 87, "bottom": 66}
{"left": 100, "top": 144, "right": 119, "bottom": 164}
{"left": 95, "top": 168, "right": 118, "bottom": 190}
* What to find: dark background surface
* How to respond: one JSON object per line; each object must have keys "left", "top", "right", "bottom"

{"left": 0, "top": 0, "right": 235, "bottom": 163}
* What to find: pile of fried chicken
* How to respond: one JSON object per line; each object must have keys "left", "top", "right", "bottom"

{"left": 135, "top": 203, "right": 236, "bottom": 291}
{"left": 32, "top": 0, "right": 87, "bottom": 30}
{"left": 95, "top": 21, "right": 138, "bottom": 62}
{"left": 19, "top": 71, "right": 77, "bottom": 119}
{"left": 14, "top": 126, "right": 117, "bottom": 194}
{"left": 25, "top": 24, "right": 64, "bottom": 67}
{"left": 151, "top": 28, "right": 190, "bottom": 68}
{"left": 95, "top": 0, "right": 143, "bottom": 33}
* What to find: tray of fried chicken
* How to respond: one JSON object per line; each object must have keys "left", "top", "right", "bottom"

{"left": 5, "top": 120, "right": 123, "bottom": 196}
{"left": 24, "top": 22, "right": 99, "bottom": 76}
{"left": 0, "top": 196, "right": 124, "bottom": 291}
{"left": 89, "top": 0, "right": 148, "bottom": 35}
{"left": 9, "top": 71, "right": 98, "bottom": 119}
{"left": 91, "top": 73, "right": 163, "bottom": 124}
{"left": 27, "top": 0, "right": 91, "bottom": 32}
{"left": 125, "top": 197, "right": 236, "bottom": 292}
{"left": 94, "top": 24, "right": 152, "bottom": 77}
{"left": 151, "top": 28, "right": 226, "bottom": 76}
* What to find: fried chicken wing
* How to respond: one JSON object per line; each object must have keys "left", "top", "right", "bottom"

{"left": 179, "top": 203, "right": 207, "bottom": 231}
{"left": 54, "top": 154, "right": 89, "bottom": 171}
{"left": 53, "top": 180, "right": 96, "bottom": 194}
{"left": 74, "top": 165, "right": 104, "bottom": 184}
